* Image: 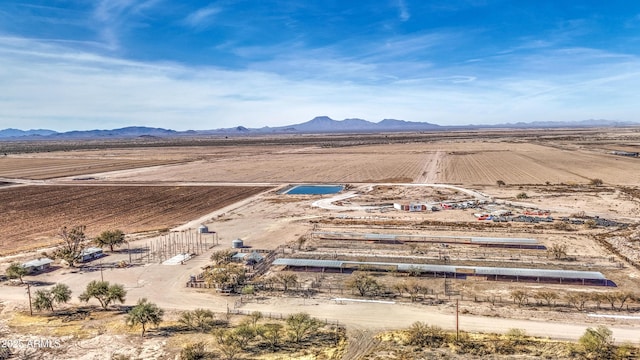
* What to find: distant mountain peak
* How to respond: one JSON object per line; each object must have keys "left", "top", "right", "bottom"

{"left": 1, "top": 117, "right": 636, "bottom": 140}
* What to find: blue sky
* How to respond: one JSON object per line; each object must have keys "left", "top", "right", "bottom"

{"left": 1, "top": 1, "right": 639, "bottom": 131}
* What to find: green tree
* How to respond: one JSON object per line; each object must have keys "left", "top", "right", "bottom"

{"left": 405, "top": 279, "right": 423, "bottom": 302}
{"left": 616, "top": 291, "right": 635, "bottom": 311}
{"left": 79, "top": 280, "right": 127, "bottom": 310}
{"left": 534, "top": 291, "right": 558, "bottom": 306}
{"left": 579, "top": 325, "right": 613, "bottom": 359}
{"left": 126, "top": 298, "right": 164, "bottom": 337}
{"left": 203, "top": 263, "right": 246, "bottom": 291}
{"left": 257, "top": 323, "right": 283, "bottom": 350}
{"left": 393, "top": 282, "right": 407, "bottom": 298}
{"left": 589, "top": 293, "right": 605, "bottom": 310}
{"left": 32, "top": 284, "right": 71, "bottom": 312}
{"left": 94, "top": 229, "right": 126, "bottom": 252}
{"left": 5, "top": 262, "right": 27, "bottom": 283}
{"left": 510, "top": 290, "right": 529, "bottom": 307}
{"left": 602, "top": 292, "right": 619, "bottom": 310}
{"left": 54, "top": 225, "right": 88, "bottom": 266}
{"left": 346, "top": 272, "right": 380, "bottom": 297}
{"left": 496, "top": 180, "right": 506, "bottom": 187}
{"left": 286, "top": 312, "right": 320, "bottom": 343}
{"left": 276, "top": 273, "right": 298, "bottom": 292}
{"left": 210, "top": 249, "right": 235, "bottom": 265}
{"left": 212, "top": 329, "right": 242, "bottom": 360}
{"left": 241, "top": 285, "right": 255, "bottom": 296}
{"left": 33, "top": 290, "right": 54, "bottom": 312}
{"left": 233, "top": 321, "right": 256, "bottom": 349}
{"left": 249, "top": 311, "right": 263, "bottom": 329}
{"left": 51, "top": 283, "right": 72, "bottom": 307}
{"left": 547, "top": 243, "right": 568, "bottom": 260}
{"left": 566, "top": 292, "right": 590, "bottom": 311}
{"left": 179, "top": 308, "right": 217, "bottom": 332}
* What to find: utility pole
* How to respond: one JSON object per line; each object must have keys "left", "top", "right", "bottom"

{"left": 100, "top": 260, "right": 104, "bottom": 282}
{"left": 127, "top": 241, "right": 132, "bottom": 264}
{"left": 456, "top": 299, "right": 459, "bottom": 341}
{"left": 26, "top": 282, "right": 33, "bottom": 316}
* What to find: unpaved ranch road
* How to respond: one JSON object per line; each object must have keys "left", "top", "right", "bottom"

{"left": 238, "top": 297, "right": 640, "bottom": 344}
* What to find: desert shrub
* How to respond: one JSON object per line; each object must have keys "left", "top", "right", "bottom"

{"left": 589, "top": 178, "right": 603, "bottom": 186}
{"left": 584, "top": 219, "right": 597, "bottom": 229}
{"left": 405, "top": 321, "right": 445, "bottom": 347}
{"left": 505, "top": 328, "right": 526, "bottom": 342}
{"left": 180, "top": 342, "right": 212, "bottom": 360}
{"left": 579, "top": 326, "right": 613, "bottom": 359}
{"left": 516, "top": 192, "right": 529, "bottom": 199}
{"left": 553, "top": 221, "right": 573, "bottom": 231}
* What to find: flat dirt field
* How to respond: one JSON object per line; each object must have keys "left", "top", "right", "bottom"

{"left": 439, "top": 142, "right": 640, "bottom": 185}
{"left": 0, "top": 185, "right": 269, "bottom": 255}
{"left": 0, "top": 157, "right": 188, "bottom": 180}
{"left": 81, "top": 131, "right": 640, "bottom": 185}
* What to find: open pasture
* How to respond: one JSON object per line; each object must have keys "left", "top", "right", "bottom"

{"left": 0, "top": 185, "right": 269, "bottom": 255}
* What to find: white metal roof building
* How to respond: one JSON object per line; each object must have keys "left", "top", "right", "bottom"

{"left": 22, "top": 258, "right": 53, "bottom": 273}
{"left": 80, "top": 247, "right": 104, "bottom": 262}
{"left": 312, "top": 231, "right": 546, "bottom": 249}
{"left": 272, "top": 258, "right": 614, "bottom": 287}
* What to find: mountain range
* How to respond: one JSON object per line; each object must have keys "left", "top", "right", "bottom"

{"left": 0, "top": 117, "right": 637, "bottom": 139}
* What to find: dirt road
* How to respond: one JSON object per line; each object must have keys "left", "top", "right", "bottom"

{"left": 237, "top": 297, "right": 640, "bottom": 344}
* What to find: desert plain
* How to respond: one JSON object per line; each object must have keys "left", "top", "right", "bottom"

{"left": 1, "top": 127, "right": 640, "bottom": 359}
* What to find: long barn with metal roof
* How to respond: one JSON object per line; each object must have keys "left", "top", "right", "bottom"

{"left": 311, "top": 231, "right": 546, "bottom": 250}
{"left": 271, "top": 258, "right": 615, "bottom": 287}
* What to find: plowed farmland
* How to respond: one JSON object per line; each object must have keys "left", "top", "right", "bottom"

{"left": 0, "top": 185, "right": 269, "bottom": 254}
{"left": 105, "top": 151, "right": 430, "bottom": 183}
{"left": 439, "top": 143, "right": 640, "bottom": 185}
{"left": 0, "top": 157, "right": 184, "bottom": 179}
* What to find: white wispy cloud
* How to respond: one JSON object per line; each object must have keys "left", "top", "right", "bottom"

{"left": 1, "top": 35, "right": 639, "bottom": 131}
{"left": 183, "top": 4, "right": 221, "bottom": 29}
{"left": 91, "top": 0, "right": 161, "bottom": 50}
{"left": 397, "top": 0, "right": 410, "bottom": 21}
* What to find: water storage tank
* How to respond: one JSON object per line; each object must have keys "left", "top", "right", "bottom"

{"left": 198, "top": 224, "right": 209, "bottom": 234}
{"left": 232, "top": 239, "right": 244, "bottom": 248}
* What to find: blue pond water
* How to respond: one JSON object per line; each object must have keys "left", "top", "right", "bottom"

{"left": 286, "top": 185, "right": 344, "bottom": 195}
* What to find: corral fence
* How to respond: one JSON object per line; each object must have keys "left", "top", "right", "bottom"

{"left": 186, "top": 245, "right": 287, "bottom": 288}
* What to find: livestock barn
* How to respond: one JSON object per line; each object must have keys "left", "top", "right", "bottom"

{"left": 271, "top": 258, "right": 616, "bottom": 287}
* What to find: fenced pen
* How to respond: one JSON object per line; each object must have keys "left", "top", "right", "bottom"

{"left": 185, "top": 245, "right": 287, "bottom": 288}
{"left": 128, "top": 229, "right": 219, "bottom": 264}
